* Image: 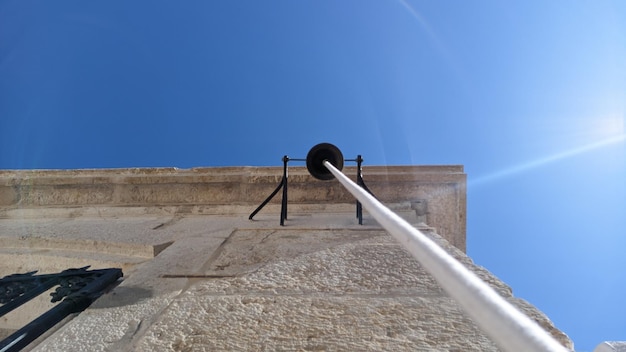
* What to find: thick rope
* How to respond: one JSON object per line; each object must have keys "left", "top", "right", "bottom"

{"left": 324, "top": 160, "right": 568, "bottom": 352}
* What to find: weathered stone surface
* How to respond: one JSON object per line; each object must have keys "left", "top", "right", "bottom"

{"left": 138, "top": 295, "right": 497, "bottom": 351}
{"left": 0, "top": 187, "right": 16, "bottom": 205}
{"left": 0, "top": 166, "right": 574, "bottom": 351}
{"left": 0, "top": 166, "right": 466, "bottom": 251}
{"left": 20, "top": 222, "right": 571, "bottom": 351}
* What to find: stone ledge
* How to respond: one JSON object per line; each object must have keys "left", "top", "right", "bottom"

{"left": 0, "top": 165, "right": 466, "bottom": 251}
{"left": 0, "top": 166, "right": 465, "bottom": 206}
{"left": 0, "top": 236, "right": 172, "bottom": 259}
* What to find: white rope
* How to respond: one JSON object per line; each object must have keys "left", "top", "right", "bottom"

{"left": 323, "top": 160, "right": 569, "bottom": 352}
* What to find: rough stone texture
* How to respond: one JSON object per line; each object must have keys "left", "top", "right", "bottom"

{"left": 0, "top": 166, "right": 575, "bottom": 351}
{"left": 595, "top": 342, "right": 626, "bottom": 352}
{"left": 0, "top": 219, "right": 572, "bottom": 352}
{"left": 0, "top": 165, "right": 466, "bottom": 251}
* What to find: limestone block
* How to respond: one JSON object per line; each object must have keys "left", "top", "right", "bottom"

{"left": 0, "top": 186, "right": 16, "bottom": 206}
{"left": 0, "top": 166, "right": 466, "bottom": 251}
{"left": 128, "top": 229, "right": 570, "bottom": 351}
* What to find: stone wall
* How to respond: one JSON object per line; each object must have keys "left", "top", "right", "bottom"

{"left": 0, "top": 165, "right": 466, "bottom": 251}
{"left": 0, "top": 216, "right": 572, "bottom": 351}
{"left": 0, "top": 166, "right": 574, "bottom": 350}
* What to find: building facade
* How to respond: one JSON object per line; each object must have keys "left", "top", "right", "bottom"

{"left": 0, "top": 165, "right": 573, "bottom": 351}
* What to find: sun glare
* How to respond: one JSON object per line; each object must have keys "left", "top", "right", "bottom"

{"left": 592, "top": 115, "right": 625, "bottom": 139}
{"left": 470, "top": 114, "right": 626, "bottom": 187}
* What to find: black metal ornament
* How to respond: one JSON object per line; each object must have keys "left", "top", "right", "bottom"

{"left": 0, "top": 266, "right": 122, "bottom": 352}
{"left": 306, "top": 143, "right": 344, "bottom": 180}
{"left": 250, "top": 143, "right": 376, "bottom": 225}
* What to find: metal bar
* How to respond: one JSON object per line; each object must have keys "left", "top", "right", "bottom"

{"left": 356, "top": 155, "right": 363, "bottom": 225}
{"left": 248, "top": 156, "right": 290, "bottom": 222}
{"left": 0, "top": 279, "right": 58, "bottom": 317}
{"left": 0, "top": 268, "right": 122, "bottom": 352}
{"left": 248, "top": 181, "right": 283, "bottom": 220}
{"left": 0, "top": 269, "right": 91, "bottom": 283}
{"left": 323, "top": 160, "right": 568, "bottom": 352}
{"left": 280, "top": 156, "right": 288, "bottom": 225}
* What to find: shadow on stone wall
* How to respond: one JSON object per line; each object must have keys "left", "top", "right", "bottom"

{"left": 90, "top": 286, "right": 154, "bottom": 309}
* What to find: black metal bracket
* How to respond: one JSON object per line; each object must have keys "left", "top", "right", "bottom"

{"left": 249, "top": 155, "right": 375, "bottom": 225}
{"left": 0, "top": 266, "right": 123, "bottom": 352}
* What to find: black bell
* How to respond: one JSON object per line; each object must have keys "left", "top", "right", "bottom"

{"left": 306, "top": 143, "right": 344, "bottom": 180}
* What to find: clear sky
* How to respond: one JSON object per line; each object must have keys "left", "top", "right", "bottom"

{"left": 1, "top": 1, "right": 625, "bottom": 350}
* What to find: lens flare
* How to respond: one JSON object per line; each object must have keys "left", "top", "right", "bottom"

{"left": 471, "top": 115, "right": 626, "bottom": 187}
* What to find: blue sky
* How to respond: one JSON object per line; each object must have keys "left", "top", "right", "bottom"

{"left": 1, "top": 1, "right": 625, "bottom": 350}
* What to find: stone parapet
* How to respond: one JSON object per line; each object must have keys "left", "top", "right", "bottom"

{"left": 0, "top": 165, "right": 466, "bottom": 251}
